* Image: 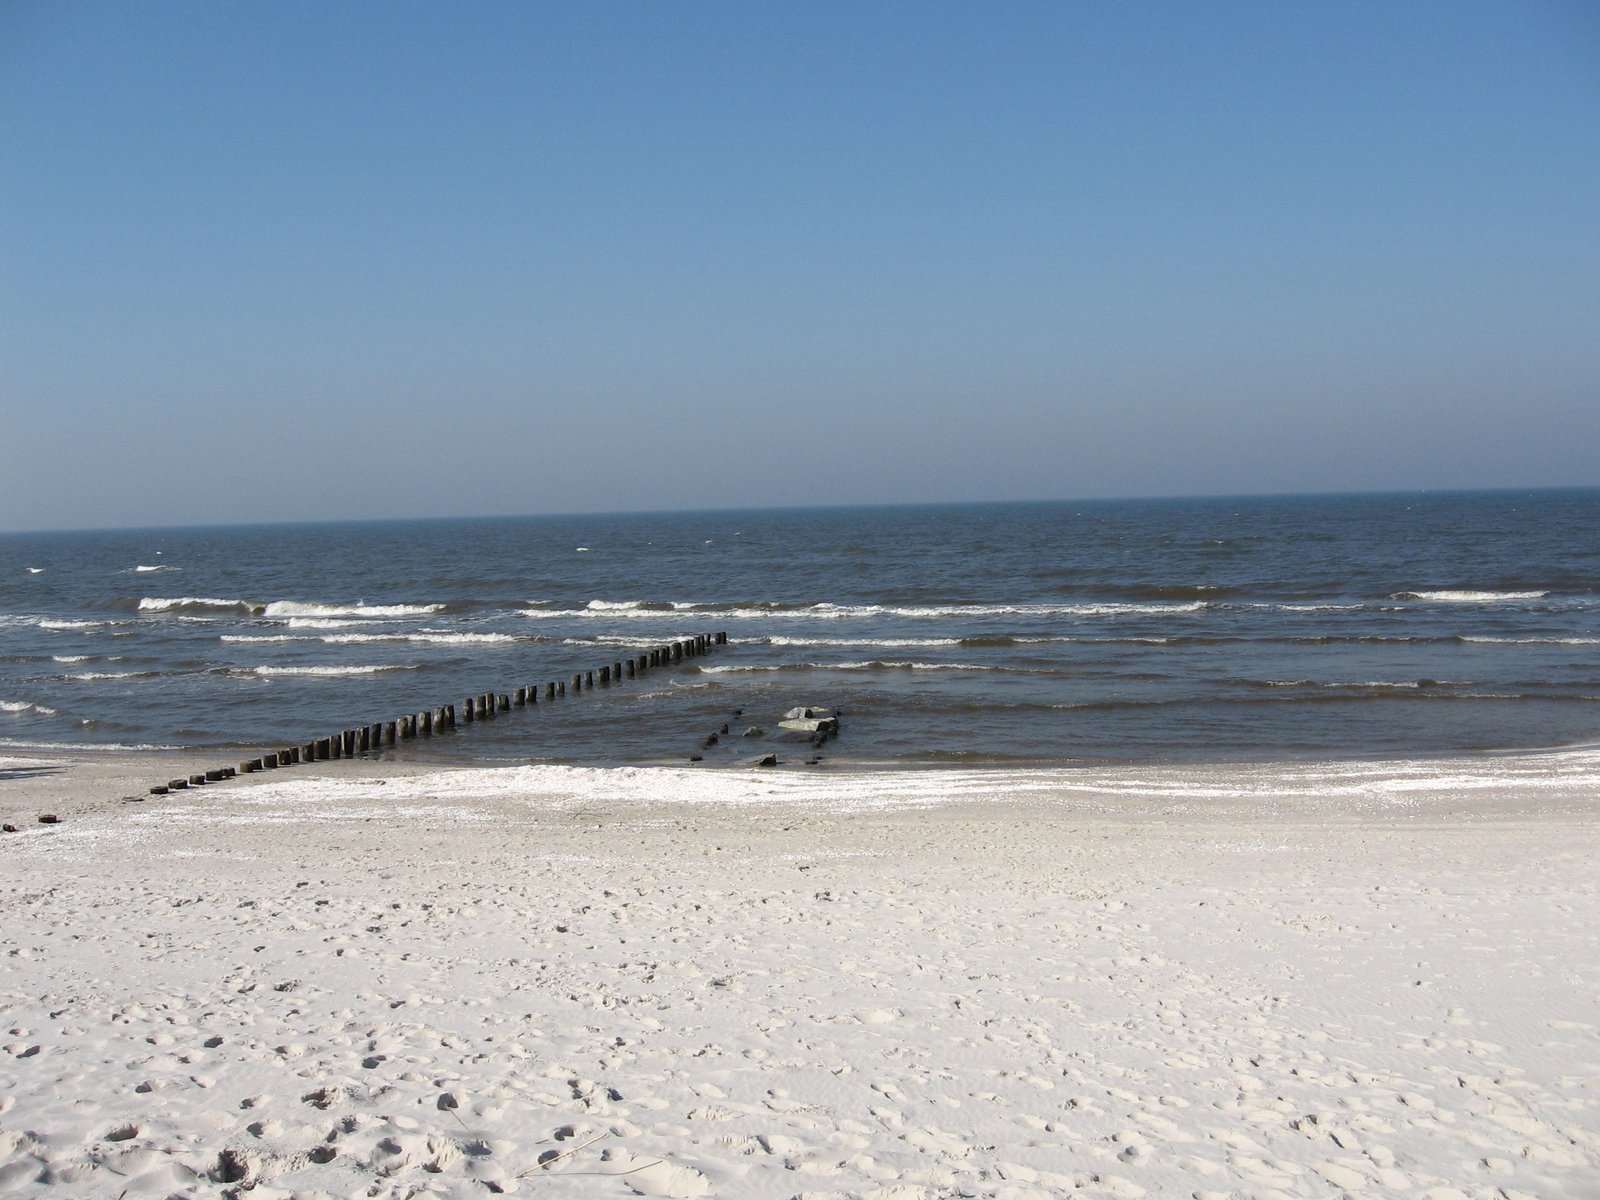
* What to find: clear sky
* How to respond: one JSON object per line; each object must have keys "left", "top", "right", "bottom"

{"left": 2, "top": 1, "right": 1596, "bottom": 532}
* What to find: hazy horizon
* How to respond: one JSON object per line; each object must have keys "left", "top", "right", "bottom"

{"left": 4, "top": 2, "right": 1596, "bottom": 534}
{"left": 4, "top": 482, "right": 1597, "bottom": 540}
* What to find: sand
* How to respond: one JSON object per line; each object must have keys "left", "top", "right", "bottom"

{"left": 1, "top": 749, "right": 1597, "bottom": 1199}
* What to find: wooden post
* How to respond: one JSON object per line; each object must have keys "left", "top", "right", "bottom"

{"left": 626, "top": 659, "right": 636, "bottom": 678}
{"left": 498, "top": 693, "right": 510, "bottom": 712}
{"left": 572, "top": 674, "right": 583, "bottom": 693}
{"left": 357, "top": 727, "right": 370, "bottom": 754}
{"left": 261, "top": 753, "right": 279, "bottom": 769}
{"left": 545, "top": 682, "right": 556, "bottom": 701}
{"left": 514, "top": 686, "right": 526, "bottom": 706}
{"left": 558, "top": 680, "right": 566, "bottom": 696}
{"left": 242, "top": 759, "right": 260, "bottom": 773}
{"left": 599, "top": 665, "right": 610, "bottom": 685}
{"left": 585, "top": 670, "right": 594, "bottom": 688}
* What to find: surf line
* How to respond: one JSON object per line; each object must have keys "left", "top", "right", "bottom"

{"left": 143, "top": 633, "right": 731, "bottom": 796}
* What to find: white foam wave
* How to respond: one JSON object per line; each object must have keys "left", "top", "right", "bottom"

{"left": 24, "top": 567, "right": 44, "bottom": 574}
{"left": 0, "top": 738, "right": 181, "bottom": 752}
{"left": 225, "top": 631, "right": 519, "bottom": 646}
{"left": 132, "top": 564, "right": 176, "bottom": 572}
{"left": 1461, "top": 636, "right": 1600, "bottom": 645}
{"left": 0, "top": 754, "right": 67, "bottom": 768}
{"left": 1262, "top": 603, "right": 1366, "bottom": 612}
{"left": 1264, "top": 679, "right": 1432, "bottom": 690}
{"left": 61, "top": 671, "right": 152, "bottom": 681}
{"left": 523, "top": 600, "right": 1206, "bottom": 621}
{"left": 323, "top": 630, "right": 520, "bottom": 646}
{"left": 700, "top": 660, "right": 1009, "bottom": 674}
{"left": 285, "top": 618, "right": 367, "bottom": 629}
{"left": 583, "top": 599, "right": 686, "bottom": 612}
{"left": 253, "top": 664, "right": 421, "bottom": 677}
{"left": 213, "top": 746, "right": 1600, "bottom": 819}
{"left": 262, "top": 601, "right": 444, "bottom": 618}
{"left": 39, "top": 619, "right": 105, "bottom": 630}
{"left": 1394, "top": 590, "right": 1548, "bottom": 603}
{"left": 52, "top": 655, "right": 93, "bottom": 663}
{"left": 763, "top": 636, "right": 963, "bottom": 648}
{"left": 139, "top": 595, "right": 256, "bottom": 613}
{"left": 1, "top": 700, "right": 58, "bottom": 715}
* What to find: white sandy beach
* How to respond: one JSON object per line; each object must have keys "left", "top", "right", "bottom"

{"left": 1, "top": 750, "right": 1597, "bottom": 1199}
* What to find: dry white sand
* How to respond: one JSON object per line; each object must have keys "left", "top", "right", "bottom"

{"left": 1, "top": 749, "right": 1597, "bottom": 1199}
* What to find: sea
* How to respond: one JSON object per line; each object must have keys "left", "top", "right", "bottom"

{"left": 1, "top": 489, "right": 1597, "bottom": 769}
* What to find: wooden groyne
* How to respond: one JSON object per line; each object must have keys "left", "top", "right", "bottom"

{"left": 147, "top": 632, "right": 730, "bottom": 795}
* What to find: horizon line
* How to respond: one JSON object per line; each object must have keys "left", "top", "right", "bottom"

{"left": 3, "top": 483, "right": 1596, "bottom": 539}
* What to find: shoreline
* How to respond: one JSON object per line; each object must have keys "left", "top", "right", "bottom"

{"left": 4, "top": 740, "right": 1600, "bottom": 828}
{"left": 2, "top": 748, "right": 1597, "bottom": 1197}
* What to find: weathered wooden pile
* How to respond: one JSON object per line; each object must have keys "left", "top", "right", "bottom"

{"left": 147, "top": 632, "right": 730, "bottom": 795}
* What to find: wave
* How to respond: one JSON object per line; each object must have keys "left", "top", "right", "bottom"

{"left": 52, "top": 655, "right": 94, "bottom": 663}
{"left": 24, "top": 567, "right": 44, "bottom": 574}
{"left": 1392, "top": 590, "right": 1549, "bottom": 603}
{"left": 0, "top": 738, "right": 182, "bottom": 752}
{"left": 138, "top": 595, "right": 261, "bottom": 615}
{"left": 59, "top": 670, "right": 160, "bottom": 681}
{"left": 137, "top": 597, "right": 445, "bottom": 618}
{"left": 1064, "top": 583, "right": 1244, "bottom": 601}
{"left": 285, "top": 617, "right": 366, "bottom": 629}
{"left": 262, "top": 601, "right": 445, "bottom": 619}
{"left": 762, "top": 636, "right": 964, "bottom": 648}
{"left": 38, "top": 618, "right": 109, "bottom": 630}
{"left": 251, "top": 664, "right": 423, "bottom": 677}
{"left": 223, "top": 630, "right": 528, "bottom": 646}
{"left": 1252, "top": 679, "right": 1466, "bottom": 691}
{"left": 584, "top": 599, "right": 683, "bottom": 612}
{"left": 131, "top": 564, "right": 177, "bottom": 572}
{"left": 697, "top": 660, "right": 1039, "bottom": 674}
{"left": 521, "top": 600, "right": 1208, "bottom": 621}
{"left": 1459, "top": 636, "right": 1600, "bottom": 646}
{"left": 330, "top": 631, "right": 524, "bottom": 645}
{"left": 1, "top": 700, "right": 58, "bottom": 715}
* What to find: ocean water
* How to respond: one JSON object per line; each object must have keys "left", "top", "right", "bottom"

{"left": 1, "top": 490, "right": 1596, "bottom": 768}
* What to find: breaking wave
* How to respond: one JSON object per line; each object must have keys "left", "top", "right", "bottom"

{"left": 521, "top": 600, "right": 1208, "bottom": 620}
{"left": 137, "top": 597, "right": 445, "bottom": 618}
{"left": 250, "top": 664, "right": 423, "bottom": 677}
{"left": 1392, "top": 590, "right": 1549, "bottom": 603}
{"left": 1, "top": 699, "right": 58, "bottom": 715}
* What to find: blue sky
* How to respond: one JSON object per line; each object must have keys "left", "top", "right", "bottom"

{"left": 2, "top": 1, "right": 1596, "bottom": 531}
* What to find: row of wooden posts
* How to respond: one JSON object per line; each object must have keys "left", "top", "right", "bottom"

{"left": 147, "top": 632, "right": 730, "bottom": 796}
